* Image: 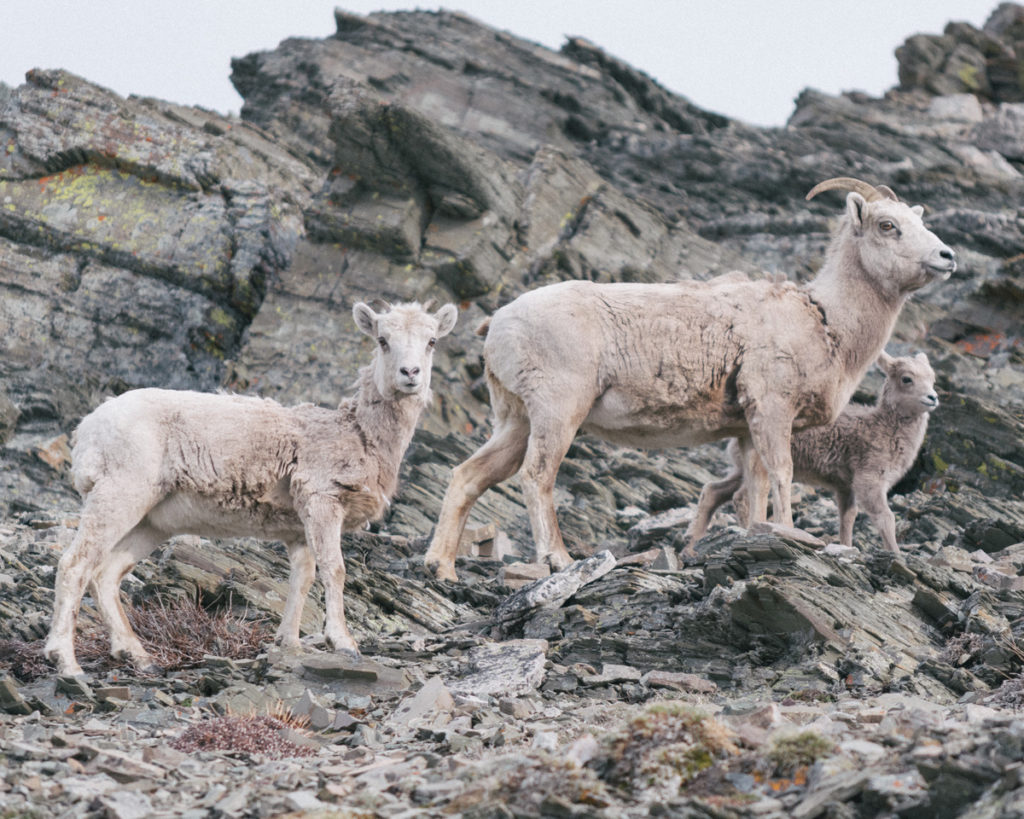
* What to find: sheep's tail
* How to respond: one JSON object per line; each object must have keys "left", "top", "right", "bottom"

{"left": 475, "top": 317, "right": 491, "bottom": 337}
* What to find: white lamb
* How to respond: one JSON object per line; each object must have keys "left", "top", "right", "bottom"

{"left": 44, "top": 299, "right": 458, "bottom": 676}
{"left": 423, "top": 177, "right": 955, "bottom": 581}
{"left": 685, "top": 352, "right": 938, "bottom": 554}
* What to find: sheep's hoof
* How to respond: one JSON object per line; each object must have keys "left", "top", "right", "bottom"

{"left": 335, "top": 647, "right": 362, "bottom": 662}
{"left": 425, "top": 557, "right": 459, "bottom": 582}
{"left": 544, "top": 551, "right": 573, "bottom": 573}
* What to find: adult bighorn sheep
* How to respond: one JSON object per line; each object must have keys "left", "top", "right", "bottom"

{"left": 423, "top": 178, "right": 954, "bottom": 581}
{"left": 684, "top": 351, "right": 938, "bottom": 555}
{"left": 44, "top": 300, "right": 457, "bottom": 676}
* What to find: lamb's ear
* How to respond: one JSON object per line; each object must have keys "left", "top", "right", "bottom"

{"left": 353, "top": 302, "right": 379, "bottom": 337}
{"left": 876, "top": 351, "right": 896, "bottom": 373}
{"left": 433, "top": 303, "right": 458, "bottom": 338}
{"left": 846, "top": 192, "right": 867, "bottom": 235}
{"left": 911, "top": 205, "right": 924, "bottom": 217}
{"left": 914, "top": 352, "right": 929, "bottom": 364}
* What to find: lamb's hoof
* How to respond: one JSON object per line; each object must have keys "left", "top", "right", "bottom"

{"left": 335, "top": 647, "right": 362, "bottom": 662}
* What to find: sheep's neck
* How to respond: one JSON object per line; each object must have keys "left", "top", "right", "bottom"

{"left": 807, "top": 237, "right": 905, "bottom": 386}
{"left": 346, "top": 367, "right": 428, "bottom": 500}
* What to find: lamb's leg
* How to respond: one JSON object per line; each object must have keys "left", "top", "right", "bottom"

{"left": 300, "top": 495, "right": 359, "bottom": 656}
{"left": 89, "top": 524, "right": 165, "bottom": 671}
{"left": 44, "top": 487, "right": 155, "bottom": 676}
{"left": 746, "top": 407, "right": 795, "bottom": 527}
{"left": 276, "top": 541, "right": 316, "bottom": 648}
{"left": 684, "top": 469, "right": 743, "bottom": 556}
{"left": 425, "top": 387, "right": 529, "bottom": 581}
{"left": 835, "top": 489, "right": 858, "bottom": 547}
{"left": 854, "top": 483, "right": 899, "bottom": 553}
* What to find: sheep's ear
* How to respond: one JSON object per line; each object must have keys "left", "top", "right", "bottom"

{"left": 876, "top": 351, "right": 896, "bottom": 373}
{"left": 846, "top": 192, "right": 867, "bottom": 234}
{"left": 353, "top": 302, "right": 378, "bottom": 337}
{"left": 433, "top": 303, "right": 458, "bottom": 338}
{"left": 915, "top": 352, "right": 929, "bottom": 364}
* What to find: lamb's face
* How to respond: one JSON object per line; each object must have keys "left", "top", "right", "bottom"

{"left": 847, "top": 195, "right": 956, "bottom": 299}
{"left": 878, "top": 352, "right": 938, "bottom": 417}
{"left": 353, "top": 301, "right": 458, "bottom": 397}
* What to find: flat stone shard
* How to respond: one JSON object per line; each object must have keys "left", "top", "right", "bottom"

{"left": 447, "top": 639, "right": 549, "bottom": 698}
{"left": 493, "top": 550, "right": 617, "bottom": 631}
{"left": 388, "top": 676, "right": 455, "bottom": 728}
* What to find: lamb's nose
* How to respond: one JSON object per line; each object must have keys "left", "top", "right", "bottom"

{"left": 400, "top": 366, "right": 420, "bottom": 378}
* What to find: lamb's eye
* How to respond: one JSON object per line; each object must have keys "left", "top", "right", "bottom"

{"left": 901, "top": 375, "right": 913, "bottom": 385}
{"left": 427, "top": 338, "right": 437, "bottom": 349}
{"left": 879, "top": 220, "right": 896, "bottom": 232}
{"left": 377, "top": 336, "right": 389, "bottom": 351}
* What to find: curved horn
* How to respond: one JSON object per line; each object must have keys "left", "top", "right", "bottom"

{"left": 805, "top": 177, "right": 886, "bottom": 202}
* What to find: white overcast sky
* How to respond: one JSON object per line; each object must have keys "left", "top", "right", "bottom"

{"left": 0, "top": 1, "right": 1003, "bottom": 127}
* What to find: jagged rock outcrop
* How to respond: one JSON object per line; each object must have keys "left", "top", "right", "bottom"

{"left": 2, "top": 5, "right": 1024, "bottom": 817}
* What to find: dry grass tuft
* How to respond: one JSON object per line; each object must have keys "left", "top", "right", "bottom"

{"left": 1, "top": 597, "right": 272, "bottom": 680}
{"left": 170, "top": 713, "right": 317, "bottom": 759}
{"left": 0, "top": 639, "right": 51, "bottom": 681}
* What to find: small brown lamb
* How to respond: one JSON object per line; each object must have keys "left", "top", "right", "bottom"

{"left": 685, "top": 352, "right": 938, "bottom": 554}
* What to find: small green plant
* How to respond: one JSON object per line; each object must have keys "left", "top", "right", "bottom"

{"left": 765, "top": 731, "right": 835, "bottom": 776}
{"left": 600, "top": 702, "right": 737, "bottom": 792}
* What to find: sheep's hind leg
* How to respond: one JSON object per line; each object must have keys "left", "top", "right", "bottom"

{"left": 276, "top": 541, "right": 316, "bottom": 649}
{"left": 300, "top": 496, "right": 359, "bottom": 657}
{"left": 424, "top": 385, "right": 529, "bottom": 581}
{"left": 519, "top": 407, "right": 590, "bottom": 572}
{"left": 89, "top": 523, "right": 165, "bottom": 672}
{"left": 44, "top": 487, "right": 156, "bottom": 676}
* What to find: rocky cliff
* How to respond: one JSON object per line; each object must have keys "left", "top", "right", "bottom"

{"left": 2, "top": 5, "right": 1024, "bottom": 817}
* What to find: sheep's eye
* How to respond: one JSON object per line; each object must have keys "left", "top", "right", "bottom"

{"left": 427, "top": 338, "right": 437, "bottom": 349}
{"left": 377, "top": 336, "right": 389, "bottom": 351}
{"left": 901, "top": 375, "right": 913, "bottom": 385}
{"left": 879, "top": 220, "right": 896, "bottom": 232}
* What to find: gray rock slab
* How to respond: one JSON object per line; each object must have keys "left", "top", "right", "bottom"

{"left": 494, "top": 550, "right": 616, "bottom": 628}
{"left": 388, "top": 676, "right": 454, "bottom": 728}
{"left": 448, "top": 639, "right": 549, "bottom": 698}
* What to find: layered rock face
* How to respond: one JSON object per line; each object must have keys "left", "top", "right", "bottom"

{"left": 2, "top": 5, "right": 1024, "bottom": 817}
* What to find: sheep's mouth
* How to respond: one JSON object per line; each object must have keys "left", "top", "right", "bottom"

{"left": 397, "top": 380, "right": 423, "bottom": 393}
{"left": 920, "top": 396, "right": 939, "bottom": 411}
{"left": 925, "top": 260, "right": 956, "bottom": 278}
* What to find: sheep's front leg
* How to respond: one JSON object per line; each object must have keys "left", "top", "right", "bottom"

{"left": 300, "top": 496, "right": 359, "bottom": 656}
{"left": 746, "top": 407, "right": 795, "bottom": 527}
{"left": 276, "top": 541, "right": 316, "bottom": 649}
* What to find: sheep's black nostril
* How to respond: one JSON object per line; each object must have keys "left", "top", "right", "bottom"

{"left": 400, "top": 367, "right": 420, "bottom": 378}
{"left": 940, "top": 248, "right": 954, "bottom": 260}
